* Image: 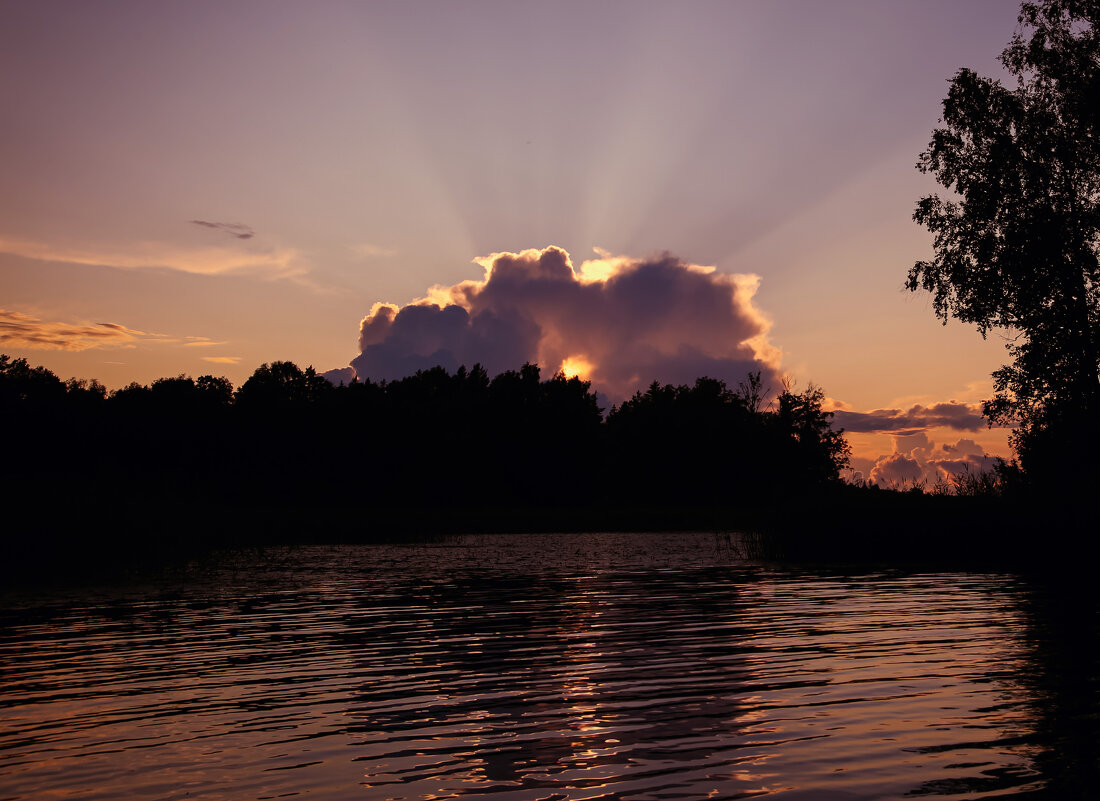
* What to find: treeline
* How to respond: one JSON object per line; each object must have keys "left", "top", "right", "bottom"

{"left": 2, "top": 354, "right": 850, "bottom": 543}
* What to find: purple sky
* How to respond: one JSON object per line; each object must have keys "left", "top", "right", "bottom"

{"left": 1, "top": 0, "right": 1024, "bottom": 478}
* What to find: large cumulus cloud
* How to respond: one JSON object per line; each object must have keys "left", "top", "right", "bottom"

{"left": 349, "top": 246, "right": 782, "bottom": 401}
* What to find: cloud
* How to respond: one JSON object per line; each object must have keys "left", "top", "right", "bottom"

{"left": 833, "top": 402, "right": 986, "bottom": 434}
{"left": 323, "top": 366, "right": 355, "bottom": 386}
{"left": 1, "top": 309, "right": 236, "bottom": 360}
{"left": 0, "top": 235, "right": 304, "bottom": 279}
{"left": 0, "top": 309, "right": 145, "bottom": 351}
{"left": 182, "top": 337, "right": 228, "bottom": 347}
{"left": 349, "top": 246, "right": 782, "bottom": 401}
{"left": 190, "top": 220, "right": 255, "bottom": 240}
{"left": 863, "top": 432, "right": 1002, "bottom": 488}
{"left": 868, "top": 452, "right": 923, "bottom": 486}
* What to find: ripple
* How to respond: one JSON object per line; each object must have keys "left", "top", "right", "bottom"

{"left": 0, "top": 534, "right": 1088, "bottom": 800}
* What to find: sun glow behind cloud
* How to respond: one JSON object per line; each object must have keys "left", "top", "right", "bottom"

{"left": 349, "top": 246, "right": 781, "bottom": 402}
{"left": 560, "top": 355, "right": 594, "bottom": 381}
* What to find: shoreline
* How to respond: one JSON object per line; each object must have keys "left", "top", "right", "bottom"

{"left": 2, "top": 480, "right": 1080, "bottom": 579}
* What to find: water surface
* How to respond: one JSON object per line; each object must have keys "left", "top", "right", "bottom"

{"left": 1, "top": 533, "right": 1096, "bottom": 799}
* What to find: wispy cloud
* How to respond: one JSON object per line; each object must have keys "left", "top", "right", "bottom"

{"left": 181, "top": 337, "right": 229, "bottom": 348}
{"left": 0, "top": 308, "right": 235, "bottom": 360}
{"left": 191, "top": 219, "right": 255, "bottom": 240}
{"left": 0, "top": 235, "right": 305, "bottom": 279}
{"left": 0, "top": 309, "right": 145, "bottom": 351}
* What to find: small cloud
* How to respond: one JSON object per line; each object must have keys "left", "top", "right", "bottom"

{"left": 201, "top": 356, "right": 241, "bottom": 364}
{"left": 191, "top": 220, "right": 255, "bottom": 240}
{"left": 182, "top": 337, "right": 229, "bottom": 348}
{"left": 0, "top": 309, "right": 145, "bottom": 351}
{"left": 869, "top": 452, "right": 923, "bottom": 486}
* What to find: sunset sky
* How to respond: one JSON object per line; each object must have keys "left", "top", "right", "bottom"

{"left": 1, "top": 0, "right": 1024, "bottom": 482}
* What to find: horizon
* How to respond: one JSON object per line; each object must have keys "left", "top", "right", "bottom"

{"left": 1, "top": 0, "right": 1022, "bottom": 483}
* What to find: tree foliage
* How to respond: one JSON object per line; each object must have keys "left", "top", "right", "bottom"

{"left": 606, "top": 374, "right": 849, "bottom": 504}
{"left": 235, "top": 361, "right": 331, "bottom": 408}
{"left": 908, "top": 0, "right": 1100, "bottom": 475}
{"left": 1, "top": 355, "right": 850, "bottom": 520}
{"left": 0, "top": 354, "right": 66, "bottom": 407}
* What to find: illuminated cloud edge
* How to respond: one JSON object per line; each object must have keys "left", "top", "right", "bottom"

{"left": 347, "top": 246, "right": 782, "bottom": 402}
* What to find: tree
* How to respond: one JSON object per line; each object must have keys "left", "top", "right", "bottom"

{"left": 908, "top": 0, "right": 1100, "bottom": 476}
{"left": 0, "top": 354, "right": 65, "bottom": 406}
{"left": 195, "top": 375, "right": 234, "bottom": 406}
{"left": 234, "top": 361, "right": 331, "bottom": 408}
{"left": 774, "top": 383, "right": 851, "bottom": 484}
{"left": 605, "top": 375, "right": 850, "bottom": 504}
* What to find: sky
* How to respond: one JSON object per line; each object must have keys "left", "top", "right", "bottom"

{"left": 0, "top": 0, "right": 1026, "bottom": 483}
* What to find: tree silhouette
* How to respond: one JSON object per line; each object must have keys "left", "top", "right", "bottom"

{"left": 235, "top": 361, "right": 331, "bottom": 408}
{"left": 0, "top": 354, "right": 65, "bottom": 407}
{"left": 908, "top": 0, "right": 1100, "bottom": 479}
{"left": 1, "top": 352, "right": 858, "bottom": 547}
{"left": 195, "top": 374, "right": 234, "bottom": 406}
{"left": 607, "top": 375, "right": 849, "bottom": 506}
{"left": 774, "top": 382, "right": 851, "bottom": 485}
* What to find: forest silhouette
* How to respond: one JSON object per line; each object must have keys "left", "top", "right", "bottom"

{"left": 2, "top": 354, "right": 844, "bottom": 522}
{"left": 0, "top": 353, "right": 1047, "bottom": 569}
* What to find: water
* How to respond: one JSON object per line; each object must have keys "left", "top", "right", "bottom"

{"left": 1, "top": 533, "right": 1096, "bottom": 800}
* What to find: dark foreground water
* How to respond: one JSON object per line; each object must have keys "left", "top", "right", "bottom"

{"left": 1, "top": 533, "right": 1097, "bottom": 800}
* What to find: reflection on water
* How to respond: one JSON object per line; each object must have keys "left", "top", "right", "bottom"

{"left": 0, "top": 533, "right": 1096, "bottom": 800}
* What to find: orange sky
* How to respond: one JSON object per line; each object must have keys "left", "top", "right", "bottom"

{"left": 0, "top": 1, "right": 1021, "bottom": 480}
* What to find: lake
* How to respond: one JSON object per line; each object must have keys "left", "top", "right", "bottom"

{"left": 1, "top": 533, "right": 1096, "bottom": 799}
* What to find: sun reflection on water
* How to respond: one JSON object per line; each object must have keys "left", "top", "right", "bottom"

{"left": 0, "top": 537, "right": 1073, "bottom": 801}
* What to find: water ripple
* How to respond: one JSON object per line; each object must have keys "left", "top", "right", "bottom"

{"left": 0, "top": 534, "right": 1089, "bottom": 800}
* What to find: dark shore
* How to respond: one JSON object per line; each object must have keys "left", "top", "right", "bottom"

{"left": 4, "top": 355, "right": 1087, "bottom": 579}
{"left": 2, "top": 476, "right": 1082, "bottom": 582}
